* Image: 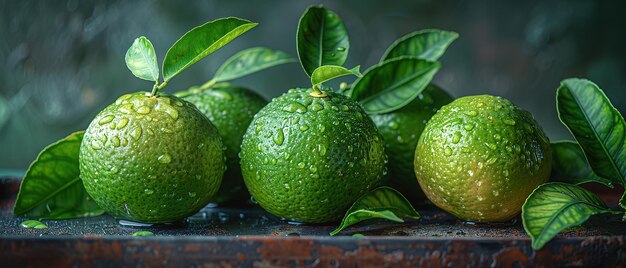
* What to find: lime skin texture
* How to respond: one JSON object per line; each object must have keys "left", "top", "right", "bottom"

{"left": 80, "top": 92, "right": 226, "bottom": 223}
{"left": 414, "top": 95, "right": 552, "bottom": 222}
{"left": 178, "top": 83, "right": 267, "bottom": 204}
{"left": 369, "top": 84, "right": 453, "bottom": 204}
{"left": 240, "top": 88, "right": 387, "bottom": 224}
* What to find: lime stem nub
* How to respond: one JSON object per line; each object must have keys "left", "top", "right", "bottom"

{"left": 310, "top": 85, "right": 328, "bottom": 98}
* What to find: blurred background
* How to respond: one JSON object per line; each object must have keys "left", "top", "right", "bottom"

{"left": 1, "top": 0, "right": 625, "bottom": 174}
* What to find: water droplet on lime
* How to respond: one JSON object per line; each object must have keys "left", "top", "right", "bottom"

{"left": 503, "top": 119, "right": 516, "bottom": 126}
{"left": 91, "top": 140, "right": 103, "bottom": 150}
{"left": 318, "top": 124, "right": 326, "bottom": 133}
{"left": 283, "top": 102, "right": 307, "bottom": 113}
{"left": 98, "top": 115, "right": 114, "bottom": 125}
{"left": 310, "top": 103, "right": 324, "bottom": 112}
{"left": 136, "top": 106, "right": 151, "bottom": 114}
{"left": 452, "top": 132, "right": 462, "bottom": 144}
{"left": 389, "top": 121, "right": 399, "bottom": 130}
{"left": 163, "top": 106, "right": 179, "bottom": 120}
{"left": 111, "top": 136, "right": 121, "bottom": 147}
{"left": 465, "top": 110, "right": 478, "bottom": 117}
{"left": 116, "top": 118, "right": 129, "bottom": 129}
{"left": 158, "top": 154, "right": 171, "bottom": 164}
{"left": 318, "top": 144, "right": 327, "bottom": 156}
{"left": 273, "top": 129, "right": 285, "bottom": 145}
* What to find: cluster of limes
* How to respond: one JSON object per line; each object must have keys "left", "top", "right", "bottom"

{"left": 78, "top": 18, "right": 551, "bottom": 225}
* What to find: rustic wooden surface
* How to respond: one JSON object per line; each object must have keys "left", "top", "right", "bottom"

{"left": 1, "top": 177, "right": 625, "bottom": 267}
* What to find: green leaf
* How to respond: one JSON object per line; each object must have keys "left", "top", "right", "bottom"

{"left": 133, "top": 231, "right": 154, "bottom": 236}
{"left": 213, "top": 47, "right": 297, "bottom": 82}
{"left": 351, "top": 57, "right": 441, "bottom": 114}
{"left": 297, "top": 6, "right": 349, "bottom": 77}
{"left": 162, "top": 17, "right": 257, "bottom": 83}
{"left": 550, "top": 141, "right": 613, "bottom": 187}
{"left": 556, "top": 78, "right": 626, "bottom": 185}
{"left": 381, "top": 29, "right": 459, "bottom": 62}
{"left": 311, "top": 65, "right": 361, "bottom": 86}
{"left": 20, "top": 220, "right": 48, "bottom": 229}
{"left": 620, "top": 191, "right": 626, "bottom": 211}
{"left": 13, "top": 131, "right": 104, "bottom": 219}
{"left": 330, "top": 186, "right": 420, "bottom": 236}
{"left": 125, "top": 36, "right": 159, "bottom": 82}
{"left": 522, "top": 182, "right": 615, "bottom": 250}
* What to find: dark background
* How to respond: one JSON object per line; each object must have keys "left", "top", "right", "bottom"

{"left": 1, "top": 0, "right": 625, "bottom": 174}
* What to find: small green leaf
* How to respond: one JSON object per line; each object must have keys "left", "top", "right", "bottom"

{"left": 620, "top": 191, "right": 626, "bottom": 211}
{"left": 125, "top": 36, "right": 159, "bottom": 82}
{"left": 556, "top": 78, "right": 626, "bottom": 185}
{"left": 522, "top": 182, "right": 615, "bottom": 250}
{"left": 213, "top": 47, "right": 297, "bottom": 82}
{"left": 162, "top": 17, "right": 257, "bottom": 83}
{"left": 351, "top": 57, "right": 441, "bottom": 114}
{"left": 330, "top": 186, "right": 420, "bottom": 236}
{"left": 20, "top": 220, "right": 48, "bottom": 229}
{"left": 132, "top": 231, "right": 154, "bottom": 236}
{"left": 550, "top": 141, "right": 613, "bottom": 187}
{"left": 13, "top": 131, "right": 104, "bottom": 219}
{"left": 381, "top": 29, "right": 459, "bottom": 62}
{"left": 297, "top": 6, "right": 349, "bottom": 77}
{"left": 311, "top": 65, "right": 361, "bottom": 86}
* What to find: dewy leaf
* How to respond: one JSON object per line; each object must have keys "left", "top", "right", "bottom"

{"left": 330, "top": 186, "right": 420, "bottom": 236}
{"left": 556, "top": 78, "right": 626, "bottom": 185}
{"left": 351, "top": 57, "right": 441, "bottom": 114}
{"left": 522, "top": 182, "right": 615, "bottom": 250}
{"left": 310, "top": 65, "right": 361, "bottom": 86}
{"left": 297, "top": 6, "right": 349, "bottom": 77}
{"left": 381, "top": 29, "right": 459, "bottom": 62}
{"left": 213, "top": 47, "right": 297, "bottom": 82}
{"left": 125, "top": 36, "right": 159, "bottom": 82}
{"left": 162, "top": 17, "right": 257, "bottom": 83}
{"left": 13, "top": 131, "right": 104, "bottom": 219}
{"left": 550, "top": 140, "right": 613, "bottom": 187}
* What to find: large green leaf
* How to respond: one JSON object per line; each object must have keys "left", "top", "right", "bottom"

{"left": 213, "top": 47, "right": 296, "bottom": 82}
{"left": 13, "top": 131, "right": 104, "bottom": 219}
{"left": 550, "top": 141, "right": 613, "bottom": 187}
{"left": 330, "top": 186, "right": 420, "bottom": 236}
{"left": 351, "top": 57, "right": 441, "bottom": 114}
{"left": 556, "top": 78, "right": 626, "bottom": 185}
{"left": 522, "top": 182, "right": 615, "bottom": 250}
{"left": 310, "top": 65, "right": 361, "bottom": 86}
{"left": 381, "top": 29, "right": 459, "bottom": 62}
{"left": 125, "top": 36, "right": 159, "bottom": 82}
{"left": 297, "top": 6, "right": 349, "bottom": 77}
{"left": 162, "top": 17, "right": 257, "bottom": 83}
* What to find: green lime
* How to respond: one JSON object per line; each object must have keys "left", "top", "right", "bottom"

{"left": 79, "top": 92, "right": 226, "bottom": 223}
{"left": 177, "top": 83, "right": 267, "bottom": 204}
{"left": 369, "top": 84, "right": 453, "bottom": 204}
{"left": 414, "top": 95, "right": 551, "bottom": 222}
{"left": 240, "top": 88, "right": 387, "bottom": 223}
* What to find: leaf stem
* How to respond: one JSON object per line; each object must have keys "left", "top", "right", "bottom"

{"left": 310, "top": 84, "right": 327, "bottom": 98}
{"left": 150, "top": 81, "right": 169, "bottom": 96}
{"left": 199, "top": 79, "right": 217, "bottom": 91}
